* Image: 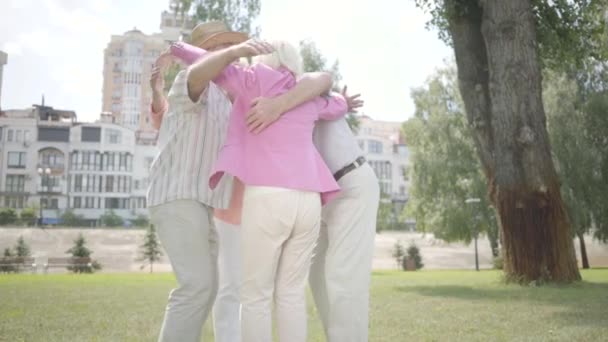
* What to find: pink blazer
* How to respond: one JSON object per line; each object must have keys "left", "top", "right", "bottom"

{"left": 171, "top": 42, "right": 347, "bottom": 204}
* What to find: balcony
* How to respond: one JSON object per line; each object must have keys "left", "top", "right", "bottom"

{"left": 37, "top": 181, "right": 64, "bottom": 194}
{"left": 37, "top": 163, "right": 65, "bottom": 173}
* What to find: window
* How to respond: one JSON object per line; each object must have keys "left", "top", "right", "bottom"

{"left": 71, "top": 151, "right": 101, "bottom": 171}
{"left": 16, "top": 130, "right": 23, "bottom": 142}
{"left": 41, "top": 176, "right": 60, "bottom": 188}
{"left": 105, "top": 129, "right": 122, "bottom": 144}
{"left": 103, "top": 152, "right": 116, "bottom": 171}
{"left": 82, "top": 127, "right": 101, "bottom": 142}
{"left": 7, "top": 129, "right": 13, "bottom": 142}
{"left": 5, "top": 196, "right": 25, "bottom": 209}
{"left": 24, "top": 131, "right": 30, "bottom": 142}
{"left": 368, "top": 140, "right": 383, "bottom": 154}
{"left": 106, "top": 176, "right": 114, "bottom": 192}
{"left": 6, "top": 175, "right": 25, "bottom": 192}
{"left": 74, "top": 175, "right": 83, "bottom": 192}
{"left": 8, "top": 152, "right": 27, "bottom": 168}
{"left": 395, "top": 145, "right": 409, "bottom": 156}
{"left": 112, "top": 88, "right": 121, "bottom": 100}
{"left": 82, "top": 175, "right": 99, "bottom": 193}
{"left": 370, "top": 161, "right": 392, "bottom": 180}
{"left": 133, "top": 197, "right": 147, "bottom": 209}
{"left": 0, "top": 127, "right": 3, "bottom": 141}
{"left": 73, "top": 197, "right": 82, "bottom": 209}
{"left": 105, "top": 197, "right": 128, "bottom": 209}
{"left": 119, "top": 153, "right": 127, "bottom": 171}
{"left": 38, "top": 127, "right": 70, "bottom": 142}
{"left": 39, "top": 149, "right": 64, "bottom": 168}
{"left": 111, "top": 175, "right": 132, "bottom": 193}
{"left": 382, "top": 183, "right": 391, "bottom": 195}
{"left": 401, "top": 166, "right": 408, "bottom": 181}
{"left": 85, "top": 197, "right": 96, "bottom": 209}
{"left": 41, "top": 198, "right": 59, "bottom": 209}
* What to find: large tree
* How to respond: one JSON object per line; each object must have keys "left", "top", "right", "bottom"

{"left": 170, "top": 0, "right": 261, "bottom": 35}
{"left": 582, "top": 92, "right": 608, "bottom": 242}
{"left": 544, "top": 71, "right": 598, "bottom": 269}
{"left": 415, "top": 0, "right": 606, "bottom": 283}
{"left": 165, "top": 0, "right": 262, "bottom": 90}
{"left": 403, "top": 64, "right": 499, "bottom": 257}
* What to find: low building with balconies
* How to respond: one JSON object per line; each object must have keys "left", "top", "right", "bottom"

{"left": 0, "top": 102, "right": 159, "bottom": 226}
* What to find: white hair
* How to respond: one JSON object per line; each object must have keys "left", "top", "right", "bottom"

{"left": 253, "top": 40, "right": 303, "bottom": 77}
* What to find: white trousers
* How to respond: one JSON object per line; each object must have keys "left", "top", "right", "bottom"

{"left": 150, "top": 200, "right": 219, "bottom": 342}
{"left": 309, "top": 164, "right": 380, "bottom": 342}
{"left": 213, "top": 219, "right": 242, "bottom": 342}
{"left": 240, "top": 187, "right": 321, "bottom": 342}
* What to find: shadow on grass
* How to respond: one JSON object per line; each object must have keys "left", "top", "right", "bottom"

{"left": 397, "top": 281, "right": 608, "bottom": 328}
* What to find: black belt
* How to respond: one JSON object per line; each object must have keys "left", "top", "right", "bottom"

{"left": 333, "top": 156, "right": 366, "bottom": 181}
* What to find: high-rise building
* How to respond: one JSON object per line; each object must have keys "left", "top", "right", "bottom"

{"left": 0, "top": 50, "right": 7, "bottom": 108}
{"left": 101, "top": 11, "right": 195, "bottom": 133}
{"left": 101, "top": 28, "right": 166, "bottom": 132}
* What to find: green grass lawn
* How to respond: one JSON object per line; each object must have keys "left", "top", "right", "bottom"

{"left": 1, "top": 270, "right": 607, "bottom": 341}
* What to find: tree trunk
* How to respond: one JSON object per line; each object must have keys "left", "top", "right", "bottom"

{"left": 447, "top": 0, "right": 581, "bottom": 283}
{"left": 577, "top": 231, "right": 590, "bottom": 269}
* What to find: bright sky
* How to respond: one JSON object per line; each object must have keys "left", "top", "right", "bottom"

{"left": 0, "top": 0, "right": 452, "bottom": 123}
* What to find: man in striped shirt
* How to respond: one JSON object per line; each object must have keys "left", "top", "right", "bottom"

{"left": 147, "top": 21, "right": 336, "bottom": 342}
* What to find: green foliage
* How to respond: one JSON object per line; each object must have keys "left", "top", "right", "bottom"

{"left": 414, "top": 0, "right": 607, "bottom": 72}
{"left": 0, "top": 208, "right": 18, "bottom": 226}
{"left": 14, "top": 236, "right": 30, "bottom": 258}
{"left": 545, "top": 70, "right": 608, "bottom": 243}
{"left": 131, "top": 215, "right": 150, "bottom": 228}
{"left": 493, "top": 255, "right": 504, "bottom": 270}
{"left": 65, "top": 234, "right": 101, "bottom": 273}
{"left": 392, "top": 240, "right": 406, "bottom": 268}
{"left": 583, "top": 92, "right": 608, "bottom": 241}
{"left": 171, "top": 0, "right": 261, "bottom": 36}
{"left": 0, "top": 248, "right": 17, "bottom": 273}
{"left": 405, "top": 242, "right": 424, "bottom": 270}
{"left": 19, "top": 208, "right": 37, "bottom": 226}
{"left": 138, "top": 225, "right": 164, "bottom": 273}
{"left": 100, "top": 210, "right": 124, "bottom": 227}
{"left": 402, "top": 63, "right": 498, "bottom": 251}
{"left": 60, "top": 210, "right": 86, "bottom": 227}
{"left": 377, "top": 196, "right": 397, "bottom": 232}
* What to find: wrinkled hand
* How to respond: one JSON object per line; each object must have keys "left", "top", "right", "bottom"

{"left": 150, "top": 50, "right": 173, "bottom": 93}
{"left": 233, "top": 38, "right": 275, "bottom": 58}
{"left": 341, "top": 85, "right": 363, "bottom": 113}
{"left": 246, "top": 97, "right": 283, "bottom": 134}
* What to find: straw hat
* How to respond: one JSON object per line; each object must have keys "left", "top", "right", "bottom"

{"left": 190, "top": 21, "right": 248, "bottom": 49}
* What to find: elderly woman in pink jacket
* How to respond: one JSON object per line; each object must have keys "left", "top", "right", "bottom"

{"left": 171, "top": 40, "right": 347, "bottom": 342}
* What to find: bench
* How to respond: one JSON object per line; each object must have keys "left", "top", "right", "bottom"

{"left": 44, "top": 257, "right": 92, "bottom": 273}
{"left": 0, "top": 257, "right": 37, "bottom": 273}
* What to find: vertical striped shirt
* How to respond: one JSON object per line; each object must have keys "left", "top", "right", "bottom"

{"left": 147, "top": 70, "right": 234, "bottom": 209}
